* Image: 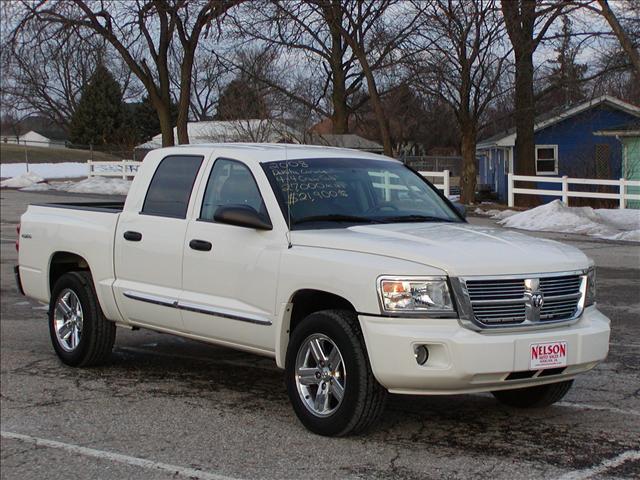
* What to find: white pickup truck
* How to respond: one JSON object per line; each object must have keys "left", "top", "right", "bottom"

{"left": 16, "top": 144, "right": 610, "bottom": 436}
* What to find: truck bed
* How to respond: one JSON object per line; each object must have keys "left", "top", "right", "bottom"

{"left": 31, "top": 201, "right": 125, "bottom": 213}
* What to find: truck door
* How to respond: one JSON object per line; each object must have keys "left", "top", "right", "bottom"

{"left": 113, "top": 154, "right": 204, "bottom": 331}
{"left": 180, "top": 158, "right": 281, "bottom": 352}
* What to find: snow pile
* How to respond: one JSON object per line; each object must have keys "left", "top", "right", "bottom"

{"left": 0, "top": 171, "right": 46, "bottom": 188}
{"left": 498, "top": 200, "right": 640, "bottom": 242}
{"left": 66, "top": 177, "right": 131, "bottom": 195}
{"left": 21, "top": 177, "right": 131, "bottom": 195}
{"left": 0, "top": 162, "right": 88, "bottom": 179}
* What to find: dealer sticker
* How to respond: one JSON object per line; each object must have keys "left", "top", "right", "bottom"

{"left": 530, "top": 341, "right": 568, "bottom": 370}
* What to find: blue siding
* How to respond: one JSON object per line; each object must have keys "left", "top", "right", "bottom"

{"left": 534, "top": 105, "right": 634, "bottom": 178}
{"left": 478, "top": 103, "right": 639, "bottom": 203}
{"left": 477, "top": 148, "right": 508, "bottom": 199}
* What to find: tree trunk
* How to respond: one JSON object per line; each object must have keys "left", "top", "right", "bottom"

{"left": 459, "top": 122, "right": 477, "bottom": 204}
{"left": 356, "top": 55, "right": 392, "bottom": 155}
{"left": 513, "top": 48, "right": 539, "bottom": 207}
{"left": 330, "top": 57, "right": 349, "bottom": 134}
{"left": 326, "top": 2, "right": 349, "bottom": 134}
{"left": 176, "top": 48, "right": 195, "bottom": 144}
{"left": 150, "top": 94, "right": 174, "bottom": 147}
{"left": 338, "top": 20, "right": 392, "bottom": 156}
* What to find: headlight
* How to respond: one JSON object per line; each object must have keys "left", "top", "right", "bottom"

{"left": 378, "top": 277, "right": 455, "bottom": 316}
{"left": 585, "top": 266, "right": 596, "bottom": 307}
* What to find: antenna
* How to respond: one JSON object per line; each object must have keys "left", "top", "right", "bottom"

{"left": 285, "top": 144, "right": 292, "bottom": 249}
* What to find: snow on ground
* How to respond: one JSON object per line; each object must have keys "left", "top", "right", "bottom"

{"left": 0, "top": 162, "right": 88, "bottom": 179}
{"left": 0, "top": 172, "right": 45, "bottom": 188}
{"left": 2, "top": 162, "right": 131, "bottom": 195}
{"left": 65, "top": 177, "right": 131, "bottom": 195}
{"left": 474, "top": 208, "right": 518, "bottom": 220}
{"left": 477, "top": 200, "right": 640, "bottom": 242}
{"left": 20, "top": 177, "right": 132, "bottom": 196}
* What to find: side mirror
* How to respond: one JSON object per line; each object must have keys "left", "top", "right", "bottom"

{"left": 214, "top": 205, "right": 273, "bottom": 230}
{"left": 453, "top": 202, "right": 466, "bottom": 219}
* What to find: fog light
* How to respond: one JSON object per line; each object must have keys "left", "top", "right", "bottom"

{"left": 414, "top": 345, "right": 429, "bottom": 365}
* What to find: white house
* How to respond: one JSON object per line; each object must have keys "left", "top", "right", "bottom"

{"left": 135, "top": 119, "right": 301, "bottom": 151}
{"left": 1, "top": 130, "right": 67, "bottom": 148}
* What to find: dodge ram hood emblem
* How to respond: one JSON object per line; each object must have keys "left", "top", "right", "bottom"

{"left": 531, "top": 292, "right": 544, "bottom": 308}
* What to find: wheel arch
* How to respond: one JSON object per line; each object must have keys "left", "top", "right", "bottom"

{"left": 276, "top": 288, "right": 358, "bottom": 368}
{"left": 49, "top": 251, "right": 92, "bottom": 296}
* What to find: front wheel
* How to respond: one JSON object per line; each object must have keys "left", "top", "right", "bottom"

{"left": 49, "top": 271, "right": 116, "bottom": 367}
{"left": 285, "top": 310, "right": 387, "bottom": 436}
{"left": 492, "top": 380, "right": 573, "bottom": 408}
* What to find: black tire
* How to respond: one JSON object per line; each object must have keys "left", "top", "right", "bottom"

{"left": 285, "top": 309, "right": 387, "bottom": 436}
{"left": 49, "top": 271, "right": 116, "bottom": 367}
{"left": 492, "top": 380, "right": 573, "bottom": 408}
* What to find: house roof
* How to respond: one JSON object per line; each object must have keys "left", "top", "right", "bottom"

{"left": 136, "top": 119, "right": 300, "bottom": 150}
{"left": 477, "top": 96, "right": 640, "bottom": 150}
{"left": 593, "top": 119, "right": 640, "bottom": 137}
{"left": 28, "top": 129, "right": 69, "bottom": 141}
{"left": 307, "top": 133, "right": 383, "bottom": 152}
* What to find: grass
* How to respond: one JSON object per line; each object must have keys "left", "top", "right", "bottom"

{"left": 0, "top": 144, "right": 121, "bottom": 164}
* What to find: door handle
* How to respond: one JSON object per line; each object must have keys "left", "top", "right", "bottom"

{"left": 189, "top": 239, "right": 212, "bottom": 251}
{"left": 123, "top": 231, "right": 142, "bottom": 242}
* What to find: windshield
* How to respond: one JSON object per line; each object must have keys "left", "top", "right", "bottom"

{"left": 262, "top": 157, "right": 461, "bottom": 229}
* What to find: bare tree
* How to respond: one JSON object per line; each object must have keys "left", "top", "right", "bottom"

{"left": 410, "top": 0, "right": 509, "bottom": 204}
{"left": 231, "top": 0, "right": 417, "bottom": 152}
{"left": 582, "top": 0, "right": 640, "bottom": 79}
{"left": 14, "top": 0, "right": 242, "bottom": 147}
{"left": 335, "top": 0, "right": 420, "bottom": 156}
{"left": 501, "top": 0, "right": 567, "bottom": 204}
{"left": 230, "top": 0, "right": 363, "bottom": 134}
{"left": 1, "top": 19, "right": 136, "bottom": 130}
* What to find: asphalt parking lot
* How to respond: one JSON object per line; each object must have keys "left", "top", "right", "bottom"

{"left": 1, "top": 189, "right": 639, "bottom": 480}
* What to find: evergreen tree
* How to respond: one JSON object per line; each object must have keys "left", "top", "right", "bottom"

{"left": 544, "top": 16, "right": 588, "bottom": 108}
{"left": 69, "top": 65, "right": 123, "bottom": 146}
{"left": 121, "top": 96, "right": 178, "bottom": 145}
{"left": 215, "top": 78, "right": 268, "bottom": 120}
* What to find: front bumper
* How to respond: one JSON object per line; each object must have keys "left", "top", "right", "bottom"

{"left": 359, "top": 306, "right": 610, "bottom": 395}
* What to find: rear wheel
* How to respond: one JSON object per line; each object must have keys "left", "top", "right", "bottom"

{"left": 49, "top": 271, "right": 116, "bottom": 367}
{"left": 285, "top": 310, "right": 387, "bottom": 436}
{"left": 492, "top": 380, "right": 573, "bottom": 408}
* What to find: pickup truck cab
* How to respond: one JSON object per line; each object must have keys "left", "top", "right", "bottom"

{"left": 16, "top": 144, "right": 610, "bottom": 436}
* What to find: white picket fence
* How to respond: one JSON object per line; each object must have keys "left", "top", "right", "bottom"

{"left": 508, "top": 173, "right": 640, "bottom": 209}
{"left": 419, "top": 170, "right": 451, "bottom": 197}
{"left": 87, "top": 160, "right": 141, "bottom": 179}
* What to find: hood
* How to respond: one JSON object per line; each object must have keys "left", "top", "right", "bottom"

{"left": 291, "top": 222, "right": 590, "bottom": 277}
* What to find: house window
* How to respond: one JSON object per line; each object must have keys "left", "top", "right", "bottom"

{"left": 535, "top": 145, "right": 558, "bottom": 175}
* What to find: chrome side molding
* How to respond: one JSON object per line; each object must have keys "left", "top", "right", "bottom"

{"left": 123, "top": 290, "right": 272, "bottom": 326}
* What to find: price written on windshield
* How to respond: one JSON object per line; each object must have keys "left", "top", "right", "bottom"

{"left": 269, "top": 161, "right": 350, "bottom": 204}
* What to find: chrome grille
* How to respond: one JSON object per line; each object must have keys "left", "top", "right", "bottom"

{"left": 463, "top": 273, "right": 584, "bottom": 327}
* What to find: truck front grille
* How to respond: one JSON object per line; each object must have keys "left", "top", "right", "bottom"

{"left": 463, "top": 273, "right": 585, "bottom": 328}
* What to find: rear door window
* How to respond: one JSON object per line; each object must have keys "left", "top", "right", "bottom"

{"left": 142, "top": 155, "right": 204, "bottom": 218}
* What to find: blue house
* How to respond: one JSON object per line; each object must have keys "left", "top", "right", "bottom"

{"left": 476, "top": 96, "right": 640, "bottom": 203}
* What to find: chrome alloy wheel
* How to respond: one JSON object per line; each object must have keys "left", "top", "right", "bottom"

{"left": 295, "top": 333, "right": 346, "bottom": 417}
{"left": 53, "top": 289, "right": 83, "bottom": 352}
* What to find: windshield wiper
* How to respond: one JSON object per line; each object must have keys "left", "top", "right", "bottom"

{"left": 382, "top": 215, "right": 457, "bottom": 223}
{"left": 292, "top": 214, "right": 385, "bottom": 225}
